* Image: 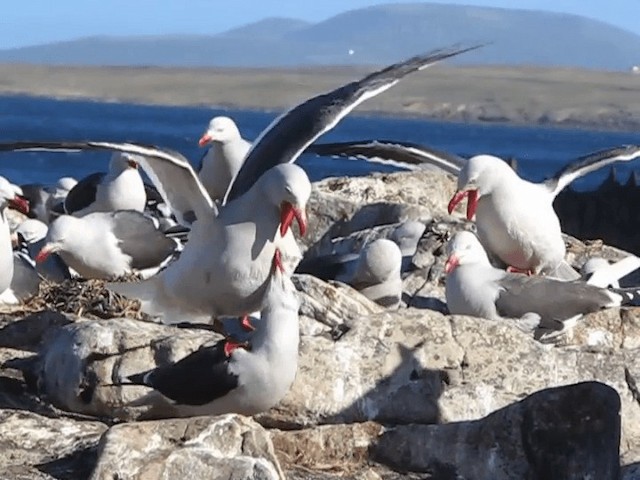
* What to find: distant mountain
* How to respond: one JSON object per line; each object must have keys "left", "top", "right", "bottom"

{"left": 1, "top": 3, "right": 639, "bottom": 70}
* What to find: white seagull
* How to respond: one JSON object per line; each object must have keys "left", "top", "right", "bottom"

{"left": 444, "top": 231, "right": 640, "bottom": 333}
{"left": 0, "top": 44, "right": 482, "bottom": 324}
{"left": 197, "top": 116, "right": 252, "bottom": 202}
{"left": 36, "top": 211, "right": 178, "bottom": 280}
{"left": 124, "top": 253, "right": 300, "bottom": 417}
{"left": 0, "top": 176, "right": 30, "bottom": 295}
{"left": 64, "top": 153, "right": 146, "bottom": 216}
{"left": 306, "top": 140, "right": 640, "bottom": 278}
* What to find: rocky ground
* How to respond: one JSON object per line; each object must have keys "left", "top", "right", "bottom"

{"left": 1, "top": 63, "right": 640, "bottom": 130}
{"left": 0, "top": 169, "right": 638, "bottom": 479}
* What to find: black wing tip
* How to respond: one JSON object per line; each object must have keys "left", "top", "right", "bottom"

{"left": 126, "top": 371, "right": 151, "bottom": 386}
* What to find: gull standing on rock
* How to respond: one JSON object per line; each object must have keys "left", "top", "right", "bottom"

{"left": 0, "top": 44, "right": 483, "bottom": 325}
{"left": 197, "top": 116, "right": 252, "bottom": 202}
{"left": 307, "top": 140, "right": 640, "bottom": 278}
{"left": 444, "top": 231, "right": 640, "bottom": 335}
{"left": 123, "top": 252, "right": 300, "bottom": 417}
{"left": 64, "top": 153, "right": 146, "bottom": 216}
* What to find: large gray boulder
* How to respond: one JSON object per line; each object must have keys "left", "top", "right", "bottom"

{"left": 91, "top": 414, "right": 283, "bottom": 480}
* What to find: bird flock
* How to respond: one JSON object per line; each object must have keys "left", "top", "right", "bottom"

{"left": 0, "top": 43, "right": 639, "bottom": 414}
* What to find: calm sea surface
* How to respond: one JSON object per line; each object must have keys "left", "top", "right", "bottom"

{"left": 1, "top": 95, "right": 639, "bottom": 191}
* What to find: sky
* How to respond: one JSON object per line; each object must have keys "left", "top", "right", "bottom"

{"left": 0, "top": 0, "right": 638, "bottom": 49}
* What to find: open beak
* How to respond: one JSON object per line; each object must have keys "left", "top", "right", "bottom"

{"left": 447, "top": 189, "right": 479, "bottom": 221}
{"left": 8, "top": 195, "right": 29, "bottom": 215}
{"left": 35, "top": 243, "right": 59, "bottom": 263}
{"left": 444, "top": 254, "right": 460, "bottom": 274}
{"left": 127, "top": 159, "right": 139, "bottom": 169}
{"left": 198, "top": 133, "right": 212, "bottom": 147}
{"left": 280, "top": 202, "right": 307, "bottom": 237}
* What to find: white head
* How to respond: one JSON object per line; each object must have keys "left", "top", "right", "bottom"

{"left": 198, "top": 116, "right": 242, "bottom": 147}
{"left": 355, "top": 238, "right": 402, "bottom": 283}
{"left": 35, "top": 215, "right": 80, "bottom": 263}
{"left": 0, "top": 176, "right": 29, "bottom": 215}
{"left": 109, "top": 153, "right": 140, "bottom": 174}
{"left": 259, "top": 163, "right": 311, "bottom": 238}
{"left": 444, "top": 231, "right": 491, "bottom": 273}
{"left": 55, "top": 177, "right": 78, "bottom": 192}
{"left": 448, "top": 155, "right": 516, "bottom": 220}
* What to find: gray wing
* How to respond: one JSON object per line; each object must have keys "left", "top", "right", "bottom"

{"left": 0, "top": 141, "right": 217, "bottom": 225}
{"left": 544, "top": 145, "right": 640, "bottom": 198}
{"left": 223, "top": 44, "right": 483, "bottom": 203}
{"left": 495, "top": 274, "right": 614, "bottom": 328}
{"left": 110, "top": 210, "right": 177, "bottom": 270}
{"left": 307, "top": 140, "right": 467, "bottom": 176}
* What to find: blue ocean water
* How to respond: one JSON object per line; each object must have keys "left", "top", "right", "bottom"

{"left": 1, "top": 95, "right": 640, "bottom": 191}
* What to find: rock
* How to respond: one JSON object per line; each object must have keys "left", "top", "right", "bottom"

{"left": 373, "top": 381, "right": 620, "bottom": 480}
{"left": 294, "top": 274, "right": 384, "bottom": 332}
{"left": 270, "top": 422, "right": 382, "bottom": 472}
{"left": 24, "top": 318, "right": 219, "bottom": 420}
{"left": 0, "top": 409, "right": 106, "bottom": 478}
{"left": 306, "top": 171, "right": 456, "bottom": 248}
{"left": 90, "top": 414, "right": 284, "bottom": 480}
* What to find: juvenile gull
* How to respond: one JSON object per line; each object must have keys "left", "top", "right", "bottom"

{"left": 36, "top": 211, "right": 178, "bottom": 280}
{"left": 444, "top": 231, "right": 640, "bottom": 333}
{"left": 64, "top": 153, "right": 146, "bottom": 216}
{"left": 124, "top": 256, "right": 299, "bottom": 417}
{"left": 197, "top": 116, "right": 251, "bottom": 202}
{"left": 0, "top": 44, "right": 482, "bottom": 324}
{"left": 307, "top": 140, "right": 640, "bottom": 278}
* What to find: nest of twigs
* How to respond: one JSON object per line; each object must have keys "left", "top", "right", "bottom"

{"left": 19, "top": 277, "right": 151, "bottom": 321}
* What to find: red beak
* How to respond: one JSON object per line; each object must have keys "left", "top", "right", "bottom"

{"left": 444, "top": 254, "right": 459, "bottom": 274}
{"left": 280, "top": 202, "right": 307, "bottom": 237}
{"left": 9, "top": 195, "right": 29, "bottom": 215}
{"left": 35, "top": 245, "right": 53, "bottom": 263}
{"left": 198, "top": 134, "right": 212, "bottom": 147}
{"left": 447, "top": 190, "right": 479, "bottom": 221}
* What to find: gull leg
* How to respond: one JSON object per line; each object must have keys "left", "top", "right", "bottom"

{"left": 506, "top": 266, "right": 533, "bottom": 276}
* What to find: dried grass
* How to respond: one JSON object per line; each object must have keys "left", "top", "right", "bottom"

{"left": 13, "top": 277, "right": 150, "bottom": 321}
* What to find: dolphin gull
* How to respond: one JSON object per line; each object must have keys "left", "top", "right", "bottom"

{"left": 306, "top": 139, "right": 640, "bottom": 278}
{"left": 64, "top": 153, "right": 146, "bottom": 216}
{"left": 444, "top": 231, "right": 640, "bottom": 334}
{"left": 0, "top": 176, "right": 30, "bottom": 295}
{"left": 36, "top": 211, "right": 178, "bottom": 280}
{"left": 349, "top": 238, "right": 403, "bottom": 308}
{"left": 197, "top": 116, "right": 252, "bottom": 202}
{"left": 123, "top": 254, "right": 299, "bottom": 416}
{"left": 0, "top": 44, "right": 482, "bottom": 324}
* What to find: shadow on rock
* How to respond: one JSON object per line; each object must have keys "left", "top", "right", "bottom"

{"left": 372, "top": 381, "right": 621, "bottom": 480}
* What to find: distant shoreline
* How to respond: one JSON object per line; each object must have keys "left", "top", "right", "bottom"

{"left": 1, "top": 63, "right": 639, "bottom": 132}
